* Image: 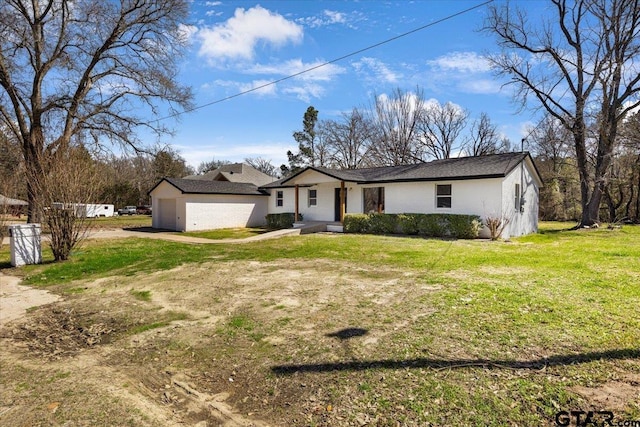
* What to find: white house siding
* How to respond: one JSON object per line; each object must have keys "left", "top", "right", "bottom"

{"left": 383, "top": 179, "right": 503, "bottom": 217}
{"left": 151, "top": 181, "right": 268, "bottom": 232}
{"left": 181, "top": 194, "right": 268, "bottom": 231}
{"left": 268, "top": 182, "right": 360, "bottom": 221}
{"left": 501, "top": 160, "right": 540, "bottom": 238}
{"left": 268, "top": 188, "right": 296, "bottom": 214}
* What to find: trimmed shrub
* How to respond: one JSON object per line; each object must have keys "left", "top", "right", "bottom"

{"left": 367, "top": 213, "right": 398, "bottom": 234}
{"left": 265, "top": 213, "right": 302, "bottom": 229}
{"left": 417, "top": 214, "right": 447, "bottom": 237}
{"left": 448, "top": 214, "right": 482, "bottom": 239}
{"left": 345, "top": 213, "right": 481, "bottom": 239}
{"left": 343, "top": 214, "right": 369, "bottom": 233}
{"left": 397, "top": 214, "right": 419, "bottom": 235}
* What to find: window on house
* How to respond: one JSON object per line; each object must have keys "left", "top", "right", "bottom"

{"left": 363, "top": 187, "right": 385, "bottom": 213}
{"left": 308, "top": 189, "right": 317, "bottom": 207}
{"left": 515, "top": 183, "right": 521, "bottom": 211}
{"left": 436, "top": 184, "right": 452, "bottom": 208}
{"left": 276, "top": 190, "right": 283, "bottom": 207}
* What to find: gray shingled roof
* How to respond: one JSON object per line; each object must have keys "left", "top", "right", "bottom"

{"left": 158, "top": 178, "right": 269, "bottom": 196}
{"left": 183, "top": 163, "right": 276, "bottom": 186}
{"left": 272, "top": 152, "right": 535, "bottom": 187}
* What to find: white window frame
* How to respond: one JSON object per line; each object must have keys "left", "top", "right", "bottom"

{"left": 276, "top": 190, "right": 284, "bottom": 207}
{"left": 436, "top": 184, "right": 452, "bottom": 209}
{"left": 308, "top": 189, "right": 317, "bottom": 207}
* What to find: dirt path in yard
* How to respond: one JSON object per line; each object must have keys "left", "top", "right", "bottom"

{"left": 0, "top": 273, "right": 61, "bottom": 327}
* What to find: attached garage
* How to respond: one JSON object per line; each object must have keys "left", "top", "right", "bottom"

{"left": 149, "top": 178, "right": 269, "bottom": 232}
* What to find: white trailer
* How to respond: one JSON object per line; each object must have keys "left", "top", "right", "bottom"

{"left": 82, "top": 204, "right": 115, "bottom": 218}
{"left": 52, "top": 203, "right": 115, "bottom": 218}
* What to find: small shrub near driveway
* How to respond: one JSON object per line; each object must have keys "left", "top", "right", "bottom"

{"left": 265, "top": 213, "right": 302, "bottom": 230}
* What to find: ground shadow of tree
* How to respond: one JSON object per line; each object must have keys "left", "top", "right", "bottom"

{"left": 271, "top": 348, "right": 639, "bottom": 375}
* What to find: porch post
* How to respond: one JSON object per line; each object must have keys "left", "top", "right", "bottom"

{"left": 294, "top": 184, "right": 299, "bottom": 222}
{"left": 340, "top": 181, "right": 346, "bottom": 223}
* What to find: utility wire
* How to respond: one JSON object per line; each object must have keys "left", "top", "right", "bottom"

{"left": 156, "top": 0, "right": 495, "bottom": 122}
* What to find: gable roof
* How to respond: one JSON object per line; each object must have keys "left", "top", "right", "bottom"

{"left": 149, "top": 178, "right": 269, "bottom": 196}
{"left": 183, "top": 163, "right": 275, "bottom": 186}
{"left": 268, "top": 152, "right": 540, "bottom": 187}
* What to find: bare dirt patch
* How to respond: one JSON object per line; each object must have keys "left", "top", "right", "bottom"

{"left": 1, "top": 257, "right": 639, "bottom": 426}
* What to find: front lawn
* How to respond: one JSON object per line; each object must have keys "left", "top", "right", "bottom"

{"left": 179, "top": 227, "right": 268, "bottom": 240}
{"left": 0, "top": 222, "right": 638, "bottom": 426}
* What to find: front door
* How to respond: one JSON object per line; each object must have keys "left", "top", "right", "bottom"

{"left": 334, "top": 187, "right": 347, "bottom": 221}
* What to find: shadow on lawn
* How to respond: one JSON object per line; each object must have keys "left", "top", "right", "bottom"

{"left": 271, "top": 348, "right": 640, "bottom": 375}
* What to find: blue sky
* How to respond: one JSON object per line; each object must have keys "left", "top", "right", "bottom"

{"left": 162, "top": 0, "right": 545, "bottom": 168}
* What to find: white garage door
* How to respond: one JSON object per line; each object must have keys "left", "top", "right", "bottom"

{"left": 157, "top": 198, "right": 177, "bottom": 230}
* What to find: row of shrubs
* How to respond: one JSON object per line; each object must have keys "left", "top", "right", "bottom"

{"left": 265, "top": 212, "right": 303, "bottom": 230}
{"left": 343, "top": 213, "right": 483, "bottom": 239}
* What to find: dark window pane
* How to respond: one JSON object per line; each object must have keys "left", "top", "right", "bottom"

{"left": 437, "top": 197, "right": 451, "bottom": 208}
{"left": 436, "top": 184, "right": 451, "bottom": 196}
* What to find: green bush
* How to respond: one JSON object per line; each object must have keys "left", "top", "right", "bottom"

{"left": 343, "top": 214, "right": 369, "bottom": 233}
{"left": 345, "top": 213, "right": 481, "bottom": 239}
{"left": 368, "top": 213, "right": 398, "bottom": 234}
{"left": 417, "top": 214, "right": 447, "bottom": 237}
{"left": 397, "top": 214, "right": 419, "bottom": 235}
{"left": 265, "top": 213, "right": 302, "bottom": 230}
{"left": 448, "top": 214, "right": 482, "bottom": 239}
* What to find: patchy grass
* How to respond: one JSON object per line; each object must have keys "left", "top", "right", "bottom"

{"left": 130, "top": 289, "right": 152, "bottom": 301}
{"left": 1, "top": 222, "right": 639, "bottom": 426}
{"left": 179, "top": 227, "right": 268, "bottom": 240}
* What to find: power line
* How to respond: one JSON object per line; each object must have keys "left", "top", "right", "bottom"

{"left": 156, "top": 0, "right": 495, "bottom": 122}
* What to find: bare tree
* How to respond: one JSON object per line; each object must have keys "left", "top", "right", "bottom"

{"left": 320, "top": 109, "right": 372, "bottom": 169}
{"left": 464, "top": 113, "right": 503, "bottom": 156}
{"left": 196, "top": 158, "right": 232, "bottom": 175}
{"left": 244, "top": 157, "right": 279, "bottom": 177}
{"left": 529, "top": 114, "right": 581, "bottom": 220}
{"left": 0, "top": 0, "right": 193, "bottom": 223}
{"left": 31, "top": 146, "right": 102, "bottom": 261}
{"left": 367, "top": 88, "right": 426, "bottom": 166}
{"left": 484, "top": 0, "right": 640, "bottom": 226}
{"left": 418, "top": 101, "right": 468, "bottom": 160}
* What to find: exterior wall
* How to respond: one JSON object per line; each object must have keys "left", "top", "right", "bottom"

{"left": 268, "top": 187, "right": 296, "bottom": 214}
{"left": 151, "top": 181, "right": 181, "bottom": 230}
{"left": 264, "top": 159, "right": 541, "bottom": 237}
{"left": 150, "top": 181, "right": 268, "bottom": 231}
{"left": 182, "top": 194, "right": 268, "bottom": 231}
{"left": 267, "top": 183, "right": 362, "bottom": 221}
{"left": 501, "top": 161, "right": 540, "bottom": 238}
{"left": 383, "top": 179, "right": 503, "bottom": 217}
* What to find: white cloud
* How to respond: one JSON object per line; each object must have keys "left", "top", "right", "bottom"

{"left": 177, "top": 24, "right": 198, "bottom": 43}
{"left": 459, "top": 79, "right": 502, "bottom": 95}
{"left": 282, "top": 83, "right": 325, "bottom": 103}
{"left": 209, "top": 79, "right": 277, "bottom": 97}
{"left": 247, "top": 59, "right": 345, "bottom": 82}
{"left": 297, "top": 9, "right": 356, "bottom": 28}
{"left": 205, "top": 1, "right": 221, "bottom": 6}
{"left": 427, "top": 51, "right": 492, "bottom": 73}
{"left": 352, "top": 57, "right": 400, "bottom": 84}
{"left": 197, "top": 6, "right": 303, "bottom": 64}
